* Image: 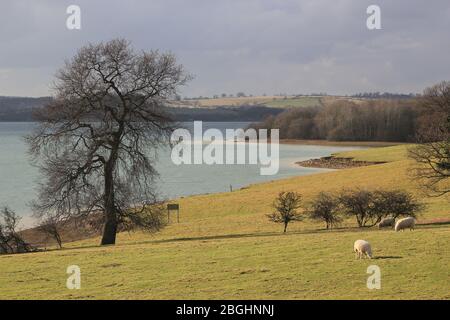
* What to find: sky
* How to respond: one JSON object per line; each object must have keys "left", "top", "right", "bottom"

{"left": 0, "top": 0, "right": 449, "bottom": 97}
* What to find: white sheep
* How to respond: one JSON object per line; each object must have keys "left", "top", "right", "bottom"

{"left": 395, "top": 217, "right": 416, "bottom": 232}
{"left": 378, "top": 217, "right": 395, "bottom": 229}
{"left": 353, "top": 240, "right": 373, "bottom": 259}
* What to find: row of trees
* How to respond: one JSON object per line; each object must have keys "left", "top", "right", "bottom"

{"left": 252, "top": 99, "right": 419, "bottom": 141}
{"left": 268, "top": 190, "right": 423, "bottom": 232}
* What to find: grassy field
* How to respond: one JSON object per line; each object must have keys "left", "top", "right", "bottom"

{"left": 263, "top": 96, "right": 322, "bottom": 108}
{"left": 182, "top": 95, "right": 369, "bottom": 109}
{"left": 1, "top": 145, "right": 449, "bottom": 299}
{"left": 334, "top": 144, "right": 415, "bottom": 162}
{"left": 183, "top": 95, "right": 323, "bottom": 108}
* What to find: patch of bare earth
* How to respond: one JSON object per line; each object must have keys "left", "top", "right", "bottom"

{"left": 297, "top": 156, "right": 385, "bottom": 169}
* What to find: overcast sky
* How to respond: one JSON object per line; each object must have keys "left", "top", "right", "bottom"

{"left": 1, "top": 0, "right": 449, "bottom": 97}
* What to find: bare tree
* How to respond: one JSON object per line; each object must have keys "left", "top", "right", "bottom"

{"left": 376, "top": 190, "right": 424, "bottom": 219}
{"left": 37, "top": 215, "right": 63, "bottom": 249}
{"left": 0, "top": 207, "right": 33, "bottom": 254}
{"left": 339, "top": 189, "right": 383, "bottom": 227}
{"left": 338, "top": 189, "right": 423, "bottom": 227}
{"left": 27, "top": 39, "right": 191, "bottom": 245}
{"left": 308, "top": 192, "right": 342, "bottom": 229}
{"left": 409, "top": 81, "right": 450, "bottom": 196}
{"left": 267, "top": 191, "right": 304, "bottom": 233}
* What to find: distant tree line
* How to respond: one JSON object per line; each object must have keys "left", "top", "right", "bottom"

{"left": 0, "top": 96, "right": 52, "bottom": 121}
{"left": 251, "top": 99, "right": 419, "bottom": 142}
{"left": 351, "top": 92, "right": 417, "bottom": 99}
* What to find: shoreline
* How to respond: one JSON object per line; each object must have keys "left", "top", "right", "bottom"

{"left": 279, "top": 139, "right": 404, "bottom": 147}
{"left": 17, "top": 144, "right": 383, "bottom": 245}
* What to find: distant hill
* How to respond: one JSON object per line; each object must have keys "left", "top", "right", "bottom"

{"left": 0, "top": 96, "right": 282, "bottom": 122}
{"left": 0, "top": 96, "right": 52, "bottom": 121}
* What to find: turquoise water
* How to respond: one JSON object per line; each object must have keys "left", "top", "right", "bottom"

{"left": 0, "top": 122, "right": 360, "bottom": 227}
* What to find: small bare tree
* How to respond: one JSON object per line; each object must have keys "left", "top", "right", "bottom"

{"left": 267, "top": 191, "right": 303, "bottom": 233}
{"left": 37, "top": 216, "right": 63, "bottom": 249}
{"left": 376, "top": 190, "right": 424, "bottom": 220}
{"left": 0, "top": 207, "right": 33, "bottom": 254}
{"left": 27, "top": 39, "right": 191, "bottom": 245}
{"left": 308, "top": 192, "right": 342, "bottom": 229}
{"left": 409, "top": 81, "right": 450, "bottom": 196}
{"left": 339, "top": 189, "right": 383, "bottom": 227}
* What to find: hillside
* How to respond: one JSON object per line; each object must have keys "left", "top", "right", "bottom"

{"left": 0, "top": 145, "right": 449, "bottom": 299}
{"left": 0, "top": 96, "right": 52, "bottom": 121}
{"left": 0, "top": 96, "right": 283, "bottom": 122}
{"left": 181, "top": 95, "right": 369, "bottom": 108}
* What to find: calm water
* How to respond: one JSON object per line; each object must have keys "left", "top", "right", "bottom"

{"left": 0, "top": 122, "right": 360, "bottom": 227}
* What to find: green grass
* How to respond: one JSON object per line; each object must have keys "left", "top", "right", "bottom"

{"left": 1, "top": 145, "right": 449, "bottom": 299}
{"left": 183, "top": 95, "right": 323, "bottom": 108}
{"left": 1, "top": 226, "right": 448, "bottom": 299}
{"left": 333, "top": 144, "right": 413, "bottom": 162}
{"left": 264, "top": 97, "right": 322, "bottom": 108}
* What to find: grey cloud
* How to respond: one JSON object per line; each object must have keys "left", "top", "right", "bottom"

{"left": 0, "top": 0, "right": 449, "bottom": 97}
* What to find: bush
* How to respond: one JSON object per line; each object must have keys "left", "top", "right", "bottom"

{"left": 308, "top": 192, "right": 342, "bottom": 229}
{"left": 375, "top": 190, "right": 424, "bottom": 219}
{"left": 267, "top": 191, "right": 304, "bottom": 233}
{"left": 338, "top": 189, "right": 424, "bottom": 227}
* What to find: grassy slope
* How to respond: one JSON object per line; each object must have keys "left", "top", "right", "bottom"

{"left": 264, "top": 96, "right": 321, "bottom": 108}
{"left": 334, "top": 144, "right": 415, "bottom": 162}
{"left": 1, "top": 145, "right": 449, "bottom": 299}
{"left": 184, "top": 96, "right": 323, "bottom": 108}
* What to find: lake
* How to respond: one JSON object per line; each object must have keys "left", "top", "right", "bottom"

{"left": 0, "top": 122, "right": 361, "bottom": 227}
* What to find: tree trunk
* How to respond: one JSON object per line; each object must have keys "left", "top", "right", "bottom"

{"left": 55, "top": 233, "right": 62, "bottom": 249}
{"left": 101, "top": 158, "right": 118, "bottom": 245}
{"left": 283, "top": 222, "right": 288, "bottom": 233}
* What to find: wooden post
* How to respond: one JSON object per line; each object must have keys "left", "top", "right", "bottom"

{"left": 167, "top": 204, "right": 180, "bottom": 223}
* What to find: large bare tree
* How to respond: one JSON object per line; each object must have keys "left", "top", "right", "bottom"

{"left": 409, "top": 81, "right": 450, "bottom": 196}
{"left": 27, "top": 39, "right": 191, "bottom": 245}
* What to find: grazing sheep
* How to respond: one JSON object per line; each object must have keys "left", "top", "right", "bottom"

{"left": 378, "top": 217, "right": 395, "bottom": 229}
{"left": 353, "top": 240, "right": 373, "bottom": 259}
{"left": 395, "top": 217, "right": 416, "bottom": 232}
